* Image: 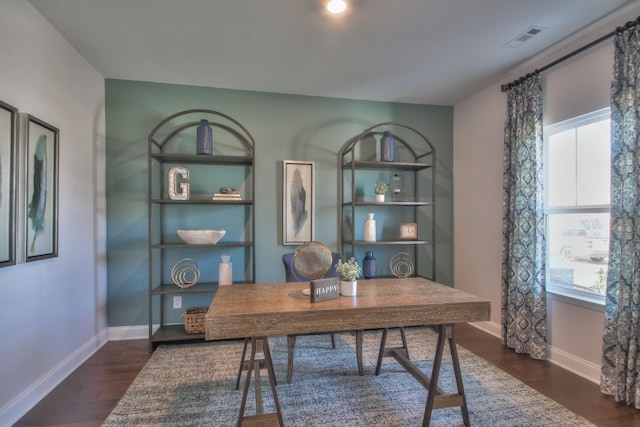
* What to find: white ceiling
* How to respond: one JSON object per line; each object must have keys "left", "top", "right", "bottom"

{"left": 27, "top": 0, "right": 640, "bottom": 105}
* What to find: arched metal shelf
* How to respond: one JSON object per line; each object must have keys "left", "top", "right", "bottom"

{"left": 147, "top": 109, "right": 256, "bottom": 351}
{"left": 338, "top": 122, "right": 436, "bottom": 281}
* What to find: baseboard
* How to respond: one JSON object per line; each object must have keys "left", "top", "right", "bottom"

{"left": 548, "top": 344, "right": 601, "bottom": 384}
{"left": 467, "top": 320, "right": 501, "bottom": 338}
{"left": 0, "top": 329, "right": 109, "bottom": 427}
{"left": 466, "top": 321, "right": 600, "bottom": 385}
{"left": 108, "top": 324, "right": 154, "bottom": 340}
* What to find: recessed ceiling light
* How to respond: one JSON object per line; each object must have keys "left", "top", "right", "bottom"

{"left": 327, "top": 0, "right": 347, "bottom": 14}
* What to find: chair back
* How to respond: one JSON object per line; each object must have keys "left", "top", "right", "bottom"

{"left": 282, "top": 252, "right": 342, "bottom": 282}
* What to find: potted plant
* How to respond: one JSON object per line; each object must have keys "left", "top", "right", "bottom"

{"left": 335, "top": 257, "right": 362, "bottom": 296}
{"left": 374, "top": 182, "right": 388, "bottom": 202}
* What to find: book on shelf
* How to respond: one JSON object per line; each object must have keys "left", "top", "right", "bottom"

{"left": 213, "top": 193, "right": 242, "bottom": 200}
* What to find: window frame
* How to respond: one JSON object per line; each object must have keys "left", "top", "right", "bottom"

{"left": 543, "top": 107, "right": 610, "bottom": 311}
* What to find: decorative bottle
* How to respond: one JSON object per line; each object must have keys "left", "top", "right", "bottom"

{"left": 197, "top": 119, "right": 213, "bottom": 155}
{"left": 363, "top": 251, "right": 376, "bottom": 279}
{"left": 364, "top": 213, "right": 376, "bottom": 242}
{"left": 218, "top": 254, "right": 232, "bottom": 286}
{"left": 380, "top": 130, "right": 395, "bottom": 162}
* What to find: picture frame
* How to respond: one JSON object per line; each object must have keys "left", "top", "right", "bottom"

{"left": 25, "top": 114, "right": 59, "bottom": 262}
{"left": 400, "top": 222, "right": 418, "bottom": 240}
{"left": 0, "top": 100, "right": 18, "bottom": 268}
{"left": 283, "top": 160, "right": 315, "bottom": 245}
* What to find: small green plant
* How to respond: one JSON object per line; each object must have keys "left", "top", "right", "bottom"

{"left": 335, "top": 257, "right": 362, "bottom": 282}
{"left": 592, "top": 268, "right": 608, "bottom": 295}
{"left": 374, "top": 182, "right": 389, "bottom": 195}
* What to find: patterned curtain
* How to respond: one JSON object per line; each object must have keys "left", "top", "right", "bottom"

{"left": 502, "top": 73, "right": 548, "bottom": 360}
{"left": 601, "top": 21, "right": 640, "bottom": 408}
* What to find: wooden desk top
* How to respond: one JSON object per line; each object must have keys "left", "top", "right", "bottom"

{"left": 205, "top": 277, "right": 490, "bottom": 341}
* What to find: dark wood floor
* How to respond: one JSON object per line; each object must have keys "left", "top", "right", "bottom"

{"left": 13, "top": 324, "right": 640, "bottom": 426}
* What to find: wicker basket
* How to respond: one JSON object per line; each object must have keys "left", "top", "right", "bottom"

{"left": 181, "top": 306, "right": 208, "bottom": 334}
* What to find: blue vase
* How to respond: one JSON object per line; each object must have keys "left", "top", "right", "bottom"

{"left": 197, "top": 119, "right": 213, "bottom": 155}
{"left": 363, "top": 251, "right": 376, "bottom": 279}
{"left": 380, "top": 130, "right": 394, "bottom": 162}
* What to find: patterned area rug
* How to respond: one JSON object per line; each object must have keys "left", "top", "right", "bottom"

{"left": 103, "top": 327, "right": 593, "bottom": 426}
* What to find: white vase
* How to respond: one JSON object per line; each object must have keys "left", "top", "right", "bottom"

{"left": 364, "top": 213, "right": 376, "bottom": 242}
{"left": 375, "top": 194, "right": 385, "bottom": 202}
{"left": 218, "top": 254, "right": 232, "bottom": 285}
{"left": 341, "top": 280, "right": 357, "bottom": 296}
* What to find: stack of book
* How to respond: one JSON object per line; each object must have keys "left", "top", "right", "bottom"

{"left": 213, "top": 193, "right": 241, "bottom": 201}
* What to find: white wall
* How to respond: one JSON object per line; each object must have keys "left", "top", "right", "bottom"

{"left": 0, "top": 1, "right": 107, "bottom": 425}
{"left": 453, "top": 5, "right": 640, "bottom": 384}
{"left": 453, "top": 83, "right": 505, "bottom": 336}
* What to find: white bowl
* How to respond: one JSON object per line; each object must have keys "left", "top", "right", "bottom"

{"left": 177, "top": 229, "right": 226, "bottom": 245}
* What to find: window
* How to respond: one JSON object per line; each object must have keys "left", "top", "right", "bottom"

{"left": 544, "top": 108, "right": 610, "bottom": 304}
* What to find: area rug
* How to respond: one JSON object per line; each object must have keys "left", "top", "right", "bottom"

{"left": 103, "top": 327, "right": 593, "bottom": 426}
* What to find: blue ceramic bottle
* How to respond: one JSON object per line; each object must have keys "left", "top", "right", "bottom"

{"left": 363, "top": 251, "right": 376, "bottom": 279}
{"left": 380, "top": 130, "right": 394, "bottom": 162}
{"left": 197, "top": 119, "right": 213, "bottom": 155}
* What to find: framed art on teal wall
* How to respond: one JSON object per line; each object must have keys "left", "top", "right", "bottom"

{"left": 0, "top": 100, "right": 18, "bottom": 268}
{"left": 25, "top": 114, "right": 59, "bottom": 262}
{"left": 283, "top": 160, "right": 315, "bottom": 245}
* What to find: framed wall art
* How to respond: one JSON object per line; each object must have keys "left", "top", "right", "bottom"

{"left": 0, "top": 100, "right": 18, "bottom": 268}
{"left": 283, "top": 160, "right": 315, "bottom": 245}
{"left": 25, "top": 114, "right": 59, "bottom": 262}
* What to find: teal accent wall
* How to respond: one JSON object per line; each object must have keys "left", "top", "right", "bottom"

{"left": 105, "top": 79, "right": 453, "bottom": 327}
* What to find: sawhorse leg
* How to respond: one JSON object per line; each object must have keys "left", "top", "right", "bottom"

{"left": 375, "top": 327, "right": 409, "bottom": 375}
{"left": 376, "top": 325, "right": 470, "bottom": 427}
{"left": 236, "top": 337, "right": 284, "bottom": 427}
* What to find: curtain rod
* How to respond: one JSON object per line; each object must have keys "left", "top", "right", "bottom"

{"left": 501, "top": 15, "right": 640, "bottom": 92}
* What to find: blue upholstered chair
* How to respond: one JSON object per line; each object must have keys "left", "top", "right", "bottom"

{"left": 283, "top": 251, "right": 365, "bottom": 383}
{"left": 235, "top": 250, "right": 364, "bottom": 388}
{"left": 283, "top": 251, "right": 340, "bottom": 383}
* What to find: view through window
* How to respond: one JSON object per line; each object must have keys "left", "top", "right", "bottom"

{"left": 545, "top": 108, "right": 610, "bottom": 298}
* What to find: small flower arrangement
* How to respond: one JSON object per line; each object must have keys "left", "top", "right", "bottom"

{"left": 335, "top": 257, "right": 362, "bottom": 282}
{"left": 374, "top": 182, "right": 389, "bottom": 195}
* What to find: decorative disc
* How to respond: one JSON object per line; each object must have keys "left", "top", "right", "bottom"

{"left": 390, "top": 252, "right": 414, "bottom": 278}
{"left": 292, "top": 241, "right": 332, "bottom": 280}
{"left": 171, "top": 258, "right": 200, "bottom": 288}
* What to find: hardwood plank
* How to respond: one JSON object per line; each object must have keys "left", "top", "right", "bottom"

{"left": 14, "top": 324, "right": 640, "bottom": 426}
{"left": 454, "top": 323, "right": 640, "bottom": 427}
{"left": 14, "top": 340, "right": 150, "bottom": 427}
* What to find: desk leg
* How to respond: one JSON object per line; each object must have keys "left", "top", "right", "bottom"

{"left": 448, "top": 327, "right": 470, "bottom": 426}
{"left": 236, "top": 337, "right": 284, "bottom": 427}
{"left": 376, "top": 325, "right": 469, "bottom": 426}
{"left": 375, "top": 327, "right": 410, "bottom": 376}
{"left": 422, "top": 325, "right": 469, "bottom": 427}
{"left": 236, "top": 337, "right": 278, "bottom": 390}
{"left": 287, "top": 335, "right": 296, "bottom": 384}
{"left": 236, "top": 338, "right": 249, "bottom": 390}
{"left": 356, "top": 330, "right": 364, "bottom": 376}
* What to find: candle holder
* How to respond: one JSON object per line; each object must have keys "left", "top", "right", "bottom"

{"left": 389, "top": 173, "right": 405, "bottom": 201}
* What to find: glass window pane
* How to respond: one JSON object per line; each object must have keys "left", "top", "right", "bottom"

{"left": 544, "top": 109, "right": 610, "bottom": 298}
{"left": 576, "top": 120, "right": 610, "bottom": 206}
{"left": 547, "top": 213, "right": 609, "bottom": 295}
{"left": 547, "top": 129, "right": 576, "bottom": 207}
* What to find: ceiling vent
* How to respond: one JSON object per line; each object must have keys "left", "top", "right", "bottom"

{"left": 504, "top": 26, "right": 546, "bottom": 48}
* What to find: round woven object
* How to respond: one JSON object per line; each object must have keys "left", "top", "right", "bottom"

{"left": 390, "top": 252, "right": 414, "bottom": 278}
{"left": 171, "top": 258, "right": 200, "bottom": 288}
{"left": 293, "top": 241, "right": 332, "bottom": 280}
